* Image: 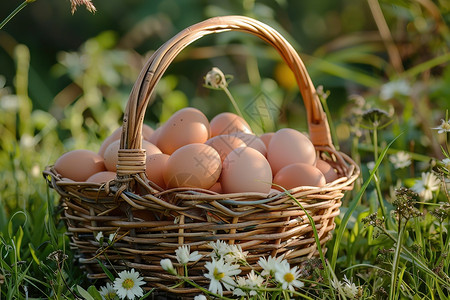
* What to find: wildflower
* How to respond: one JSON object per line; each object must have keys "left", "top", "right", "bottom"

{"left": 442, "top": 158, "right": 450, "bottom": 169}
{"left": 204, "top": 257, "right": 241, "bottom": 296}
{"left": 209, "top": 240, "right": 230, "bottom": 260}
{"left": 361, "top": 108, "right": 392, "bottom": 129}
{"left": 379, "top": 79, "right": 410, "bottom": 100}
{"left": 108, "top": 233, "right": 116, "bottom": 243}
{"left": 432, "top": 119, "right": 450, "bottom": 134}
{"left": 393, "top": 187, "right": 422, "bottom": 220}
{"left": 233, "top": 276, "right": 248, "bottom": 296}
{"left": 113, "top": 269, "right": 145, "bottom": 300}
{"left": 95, "top": 231, "right": 103, "bottom": 242}
{"left": 175, "top": 245, "right": 202, "bottom": 265}
{"left": 258, "top": 255, "right": 288, "bottom": 276}
{"left": 411, "top": 172, "right": 440, "bottom": 201}
{"left": 274, "top": 262, "right": 304, "bottom": 292}
{"left": 70, "top": 0, "right": 96, "bottom": 14}
{"left": 99, "top": 282, "right": 117, "bottom": 300}
{"left": 366, "top": 161, "right": 376, "bottom": 172}
{"left": 194, "top": 295, "right": 207, "bottom": 300}
{"left": 160, "top": 259, "right": 176, "bottom": 275}
{"left": 204, "top": 67, "right": 228, "bottom": 89}
{"left": 389, "top": 151, "right": 412, "bottom": 169}
{"left": 245, "top": 270, "right": 265, "bottom": 296}
{"left": 224, "top": 244, "right": 248, "bottom": 264}
{"left": 332, "top": 275, "right": 360, "bottom": 299}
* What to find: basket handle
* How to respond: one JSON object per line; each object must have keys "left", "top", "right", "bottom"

{"left": 118, "top": 15, "right": 333, "bottom": 176}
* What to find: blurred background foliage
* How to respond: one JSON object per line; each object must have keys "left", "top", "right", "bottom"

{"left": 0, "top": 0, "right": 450, "bottom": 298}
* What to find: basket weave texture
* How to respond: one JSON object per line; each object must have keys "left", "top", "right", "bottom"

{"left": 44, "top": 15, "right": 360, "bottom": 295}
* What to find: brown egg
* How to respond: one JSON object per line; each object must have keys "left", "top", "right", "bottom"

{"left": 316, "top": 159, "right": 339, "bottom": 183}
{"left": 259, "top": 132, "right": 274, "bottom": 149}
{"left": 148, "top": 124, "right": 164, "bottom": 145}
{"left": 99, "top": 124, "right": 154, "bottom": 157}
{"left": 164, "top": 143, "right": 221, "bottom": 189}
{"left": 104, "top": 140, "right": 162, "bottom": 172}
{"left": 273, "top": 163, "right": 325, "bottom": 191}
{"left": 54, "top": 149, "right": 106, "bottom": 182}
{"left": 209, "top": 182, "right": 222, "bottom": 193}
{"left": 145, "top": 153, "right": 170, "bottom": 189}
{"left": 221, "top": 147, "right": 272, "bottom": 194}
{"left": 267, "top": 128, "right": 316, "bottom": 174}
{"left": 86, "top": 171, "right": 116, "bottom": 183}
{"left": 205, "top": 135, "right": 247, "bottom": 161}
{"left": 157, "top": 107, "right": 210, "bottom": 154}
{"left": 98, "top": 127, "right": 122, "bottom": 157}
{"left": 230, "top": 132, "right": 267, "bottom": 156}
{"left": 142, "top": 124, "right": 154, "bottom": 141}
{"left": 210, "top": 112, "right": 252, "bottom": 137}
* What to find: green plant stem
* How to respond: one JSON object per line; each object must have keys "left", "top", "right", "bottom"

{"left": 0, "top": 1, "right": 29, "bottom": 30}
{"left": 373, "top": 126, "right": 387, "bottom": 217}
{"left": 223, "top": 86, "right": 244, "bottom": 119}
{"left": 389, "top": 220, "right": 404, "bottom": 300}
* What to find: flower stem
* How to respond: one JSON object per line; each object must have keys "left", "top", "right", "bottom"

{"left": 0, "top": 1, "right": 29, "bottom": 30}
{"left": 223, "top": 86, "right": 244, "bottom": 119}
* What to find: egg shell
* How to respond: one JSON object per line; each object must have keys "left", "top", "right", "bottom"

{"left": 145, "top": 153, "right": 170, "bottom": 189}
{"left": 157, "top": 107, "right": 210, "bottom": 154}
{"left": 148, "top": 125, "right": 164, "bottom": 145}
{"left": 98, "top": 127, "right": 122, "bottom": 157}
{"left": 86, "top": 171, "right": 116, "bottom": 183}
{"left": 104, "top": 140, "right": 162, "bottom": 172}
{"left": 209, "top": 182, "right": 222, "bottom": 193}
{"left": 205, "top": 135, "right": 247, "bottom": 161}
{"left": 99, "top": 124, "right": 154, "bottom": 157}
{"left": 54, "top": 149, "right": 106, "bottom": 182}
{"left": 210, "top": 112, "right": 252, "bottom": 137}
{"left": 273, "top": 163, "right": 325, "bottom": 191}
{"left": 142, "top": 124, "right": 154, "bottom": 141}
{"left": 259, "top": 132, "right": 274, "bottom": 149}
{"left": 164, "top": 143, "right": 222, "bottom": 189}
{"left": 221, "top": 147, "right": 272, "bottom": 194}
{"left": 316, "top": 159, "right": 339, "bottom": 183}
{"left": 230, "top": 132, "right": 267, "bottom": 156}
{"left": 267, "top": 128, "right": 316, "bottom": 174}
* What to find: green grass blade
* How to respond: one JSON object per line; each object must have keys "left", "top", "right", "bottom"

{"left": 330, "top": 135, "right": 399, "bottom": 270}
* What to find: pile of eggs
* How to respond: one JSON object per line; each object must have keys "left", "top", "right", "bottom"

{"left": 54, "top": 107, "right": 339, "bottom": 195}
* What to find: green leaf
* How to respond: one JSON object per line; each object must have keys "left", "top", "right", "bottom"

{"left": 97, "top": 259, "right": 115, "bottom": 281}
{"left": 87, "top": 285, "right": 103, "bottom": 300}
{"left": 77, "top": 285, "right": 95, "bottom": 300}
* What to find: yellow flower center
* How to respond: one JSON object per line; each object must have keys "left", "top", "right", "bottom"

{"left": 284, "top": 272, "right": 295, "bottom": 283}
{"left": 122, "top": 278, "right": 135, "bottom": 290}
{"left": 213, "top": 267, "right": 225, "bottom": 280}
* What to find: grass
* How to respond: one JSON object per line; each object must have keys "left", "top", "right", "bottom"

{"left": 1, "top": 0, "right": 450, "bottom": 299}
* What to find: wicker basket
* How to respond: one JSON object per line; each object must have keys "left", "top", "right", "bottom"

{"left": 44, "top": 15, "right": 359, "bottom": 296}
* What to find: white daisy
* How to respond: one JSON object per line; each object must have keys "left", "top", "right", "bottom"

{"left": 389, "top": 151, "right": 412, "bottom": 169}
{"left": 175, "top": 245, "right": 202, "bottom": 265}
{"left": 432, "top": 119, "right": 450, "bottom": 134}
{"left": 274, "top": 262, "right": 304, "bottom": 292}
{"left": 224, "top": 244, "right": 248, "bottom": 264}
{"left": 258, "top": 255, "right": 288, "bottom": 276}
{"left": 232, "top": 276, "right": 248, "bottom": 296}
{"left": 411, "top": 172, "right": 441, "bottom": 201}
{"left": 245, "top": 270, "right": 265, "bottom": 296}
{"left": 209, "top": 240, "right": 230, "bottom": 260}
{"left": 99, "top": 282, "right": 117, "bottom": 300}
{"left": 204, "top": 257, "right": 241, "bottom": 296}
{"left": 160, "top": 258, "right": 176, "bottom": 275}
{"left": 113, "top": 269, "right": 145, "bottom": 300}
